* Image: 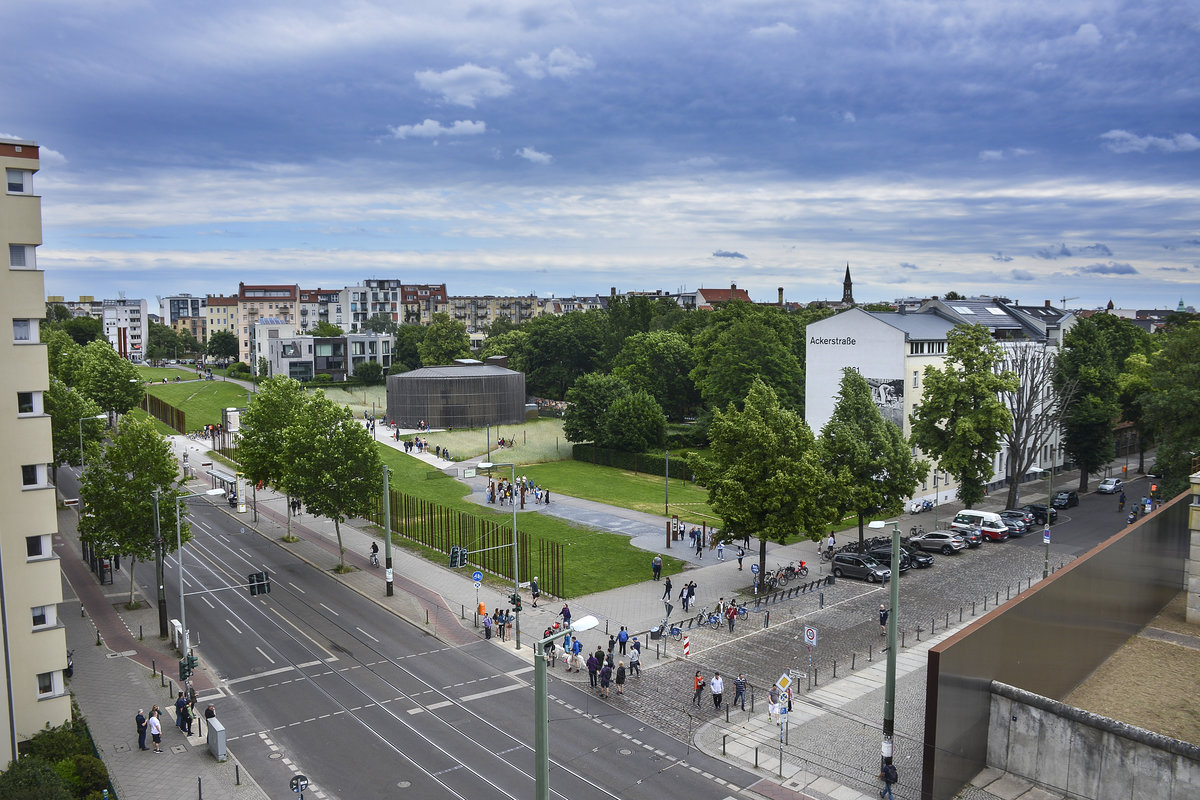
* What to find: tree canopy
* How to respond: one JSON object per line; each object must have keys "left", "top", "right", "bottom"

{"left": 417, "top": 312, "right": 470, "bottom": 366}
{"left": 309, "top": 321, "right": 345, "bottom": 337}
{"left": 601, "top": 390, "right": 666, "bottom": 453}
{"left": 205, "top": 329, "right": 238, "bottom": 360}
{"left": 1056, "top": 317, "right": 1121, "bottom": 491}
{"left": 74, "top": 340, "right": 143, "bottom": 414}
{"left": 563, "top": 372, "right": 630, "bottom": 444}
{"left": 1140, "top": 321, "right": 1200, "bottom": 496}
{"left": 909, "top": 324, "right": 1017, "bottom": 509}
{"left": 611, "top": 330, "right": 698, "bottom": 421}
{"left": 45, "top": 377, "right": 106, "bottom": 467}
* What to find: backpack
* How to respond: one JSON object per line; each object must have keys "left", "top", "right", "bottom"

{"left": 882, "top": 764, "right": 898, "bottom": 784}
{"left": 618, "top": 630, "right": 628, "bottom": 643}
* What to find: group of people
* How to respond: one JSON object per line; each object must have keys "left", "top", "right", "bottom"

{"left": 691, "top": 670, "right": 748, "bottom": 712}
{"left": 135, "top": 696, "right": 216, "bottom": 753}
{"left": 547, "top": 630, "right": 639, "bottom": 698}
{"left": 482, "top": 608, "right": 514, "bottom": 640}
{"left": 486, "top": 476, "right": 549, "bottom": 507}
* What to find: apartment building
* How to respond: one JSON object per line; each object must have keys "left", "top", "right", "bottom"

{"left": 101, "top": 298, "right": 148, "bottom": 363}
{"left": 0, "top": 136, "right": 72, "bottom": 760}
{"left": 400, "top": 283, "right": 447, "bottom": 325}
{"left": 235, "top": 283, "right": 298, "bottom": 364}
{"left": 205, "top": 294, "right": 237, "bottom": 342}
{"left": 159, "top": 293, "right": 205, "bottom": 325}
{"left": 448, "top": 294, "right": 539, "bottom": 333}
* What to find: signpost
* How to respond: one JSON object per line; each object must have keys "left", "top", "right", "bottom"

{"left": 751, "top": 562, "right": 759, "bottom": 595}
{"left": 290, "top": 775, "right": 308, "bottom": 799}
{"left": 804, "top": 626, "right": 817, "bottom": 690}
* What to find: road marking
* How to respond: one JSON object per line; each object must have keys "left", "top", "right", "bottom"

{"left": 226, "top": 666, "right": 297, "bottom": 685}
{"left": 320, "top": 603, "right": 339, "bottom": 616}
{"left": 356, "top": 627, "right": 379, "bottom": 643}
{"left": 226, "top": 619, "right": 242, "bottom": 634}
{"left": 407, "top": 682, "right": 523, "bottom": 714}
{"left": 288, "top": 582, "right": 305, "bottom": 594}
{"left": 201, "top": 596, "right": 215, "bottom": 609}
{"left": 505, "top": 666, "right": 534, "bottom": 677}
{"left": 266, "top": 607, "right": 338, "bottom": 663}
{"left": 256, "top": 646, "right": 275, "bottom": 664}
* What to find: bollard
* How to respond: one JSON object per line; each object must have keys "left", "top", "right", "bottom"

{"left": 946, "top": 613, "right": 950, "bottom": 628}
{"left": 869, "top": 644, "right": 873, "bottom": 662}
{"left": 198, "top": 776, "right": 203, "bottom": 800}
{"left": 984, "top": 596, "right": 988, "bottom": 611}
{"left": 901, "top": 631, "right": 905, "bottom": 647}
{"left": 763, "top": 610, "right": 770, "bottom": 628}
{"left": 726, "top": 705, "right": 730, "bottom": 723}
{"left": 931, "top": 616, "right": 935, "bottom": 635}
{"left": 959, "top": 607, "right": 963, "bottom": 622}
{"left": 461, "top": 604, "right": 465, "bottom": 619}
{"left": 813, "top": 665, "right": 818, "bottom": 685}
{"left": 819, "top": 592, "right": 825, "bottom": 609}
{"left": 139, "top": 625, "right": 143, "bottom": 641}
{"left": 426, "top": 609, "right": 429, "bottom": 625}
{"left": 780, "top": 745, "right": 784, "bottom": 777}
{"left": 1007, "top": 585, "right": 1010, "bottom": 600}
{"left": 917, "top": 625, "right": 921, "bottom": 641}
{"left": 852, "top": 652, "right": 856, "bottom": 670}
{"left": 723, "top": 734, "right": 727, "bottom": 754}
{"left": 152, "top": 659, "right": 156, "bottom": 677}
{"left": 605, "top": 620, "right": 610, "bottom": 634}
{"left": 96, "top": 630, "right": 101, "bottom": 646}
{"left": 996, "top": 591, "right": 1000, "bottom": 606}
{"left": 236, "top": 765, "right": 241, "bottom": 785}
{"left": 972, "top": 601, "right": 977, "bottom": 615}
{"left": 160, "top": 671, "right": 166, "bottom": 687}
{"left": 751, "top": 688, "right": 755, "bottom": 712}
{"left": 833, "top": 661, "right": 837, "bottom": 679}
{"left": 755, "top": 747, "right": 759, "bottom": 768}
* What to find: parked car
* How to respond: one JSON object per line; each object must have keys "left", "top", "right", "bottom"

{"left": 1000, "top": 508, "right": 1035, "bottom": 527}
{"left": 1000, "top": 517, "right": 1028, "bottom": 537}
{"left": 908, "top": 530, "right": 967, "bottom": 555}
{"left": 1051, "top": 490, "right": 1079, "bottom": 508}
{"left": 950, "top": 510, "right": 1009, "bottom": 542}
{"left": 830, "top": 553, "right": 892, "bottom": 583}
{"left": 867, "top": 546, "right": 911, "bottom": 573}
{"left": 956, "top": 527, "right": 984, "bottom": 547}
{"left": 1097, "top": 478, "right": 1123, "bottom": 494}
{"left": 900, "top": 544, "right": 934, "bottom": 568}
{"left": 1022, "top": 503, "right": 1058, "bottom": 525}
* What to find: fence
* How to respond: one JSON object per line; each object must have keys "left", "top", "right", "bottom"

{"left": 371, "top": 489, "right": 566, "bottom": 599}
{"left": 141, "top": 393, "right": 186, "bottom": 433}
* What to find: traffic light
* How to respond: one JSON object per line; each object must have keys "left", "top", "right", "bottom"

{"left": 509, "top": 592, "right": 522, "bottom": 612}
{"left": 187, "top": 653, "right": 198, "bottom": 673}
{"left": 449, "top": 546, "right": 469, "bottom": 568}
{"left": 179, "top": 657, "right": 191, "bottom": 682}
{"left": 248, "top": 571, "right": 271, "bottom": 595}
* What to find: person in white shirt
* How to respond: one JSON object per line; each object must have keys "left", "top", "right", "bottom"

{"left": 710, "top": 672, "right": 725, "bottom": 710}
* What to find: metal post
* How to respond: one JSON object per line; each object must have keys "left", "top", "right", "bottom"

{"left": 664, "top": 449, "right": 670, "bottom": 517}
{"left": 882, "top": 521, "right": 900, "bottom": 770}
{"left": 534, "top": 636, "right": 548, "bottom": 800}
{"left": 176, "top": 496, "right": 189, "bottom": 661}
{"left": 510, "top": 463, "right": 520, "bottom": 651}
{"left": 383, "top": 465, "right": 393, "bottom": 596}
{"left": 153, "top": 491, "right": 167, "bottom": 638}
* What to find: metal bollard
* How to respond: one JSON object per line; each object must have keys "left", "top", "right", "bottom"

{"left": 972, "top": 601, "right": 976, "bottom": 615}
{"left": 755, "top": 747, "right": 759, "bottom": 768}
{"left": 723, "top": 734, "right": 727, "bottom": 753}
{"left": 726, "top": 705, "right": 730, "bottom": 723}
{"left": 917, "top": 625, "right": 921, "bottom": 641}
{"left": 198, "top": 776, "right": 203, "bottom": 800}
{"left": 813, "top": 665, "right": 818, "bottom": 685}
{"left": 152, "top": 659, "right": 156, "bottom": 677}
{"left": 901, "top": 631, "right": 906, "bottom": 647}
{"left": 1007, "top": 585, "right": 1010, "bottom": 600}
{"left": 833, "top": 661, "right": 837, "bottom": 679}
{"left": 236, "top": 765, "right": 241, "bottom": 785}
{"left": 996, "top": 591, "right": 1000, "bottom": 606}
{"left": 946, "top": 613, "right": 950, "bottom": 628}
{"left": 819, "top": 592, "right": 825, "bottom": 609}
{"left": 461, "top": 604, "right": 465, "bottom": 619}
{"left": 984, "top": 596, "right": 988, "bottom": 611}
{"left": 751, "top": 688, "right": 755, "bottom": 712}
{"left": 96, "top": 630, "right": 101, "bottom": 646}
{"left": 869, "top": 644, "right": 873, "bottom": 662}
{"left": 931, "top": 616, "right": 935, "bottom": 635}
{"left": 139, "top": 625, "right": 143, "bottom": 640}
{"left": 763, "top": 611, "right": 770, "bottom": 628}
{"left": 852, "top": 652, "right": 856, "bottom": 670}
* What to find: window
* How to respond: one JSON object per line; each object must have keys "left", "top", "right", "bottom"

{"left": 6, "top": 168, "right": 31, "bottom": 194}
{"left": 26, "top": 534, "right": 48, "bottom": 558}
{"left": 912, "top": 371, "right": 919, "bottom": 388}
{"left": 9, "top": 243, "right": 35, "bottom": 269}
{"left": 13, "top": 319, "right": 32, "bottom": 342}
{"left": 17, "top": 391, "right": 35, "bottom": 414}
{"left": 22, "top": 464, "right": 38, "bottom": 485}
{"left": 31, "top": 606, "right": 51, "bottom": 628}
{"left": 37, "top": 671, "right": 59, "bottom": 696}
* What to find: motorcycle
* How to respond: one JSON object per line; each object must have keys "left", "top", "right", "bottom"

{"left": 65, "top": 649, "right": 74, "bottom": 679}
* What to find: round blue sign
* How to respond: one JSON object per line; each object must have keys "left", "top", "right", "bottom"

{"left": 472, "top": 570, "right": 483, "bottom": 582}
{"left": 750, "top": 563, "right": 759, "bottom": 574}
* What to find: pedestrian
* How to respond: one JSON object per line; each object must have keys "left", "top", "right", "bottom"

{"left": 599, "top": 662, "right": 613, "bottom": 698}
{"left": 880, "top": 604, "right": 889, "bottom": 636}
{"left": 545, "top": 636, "right": 557, "bottom": 668}
{"left": 742, "top": 532, "right": 750, "bottom": 548}
{"left": 695, "top": 533, "right": 703, "bottom": 558}
{"left": 587, "top": 652, "right": 600, "bottom": 688}
{"left": 631, "top": 636, "right": 640, "bottom": 654}
{"left": 148, "top": 710, "right": 163, "bottom": 753}
{"left": 651, "top": 555, "right": 662, "bottom": 580}
{"left": 174, "top": 691, "right": 188, "bottom": 731}
{"left": 692, "top": 671, "right": 706, "bottom": 707}
{"left": 662, "top": 576, "right": 673, "bottom": 601}
{"left": 680, "top": 584, "right": 689, "bottom": 612}
{"left": 1118, "top": 491, "right": 1126, "bottom": 511}
{"left": 711, "top": 672, "right": 724, "bottom": 710}
{"left": 618, "top": 626, "right": 628, "bottom": 655}
{"left": 136, "top": 709, "right": 148, "bottom": 751}
{"left": 628, "top": 646, "right": 641, "bottom": 677}
{"left": 879, "top": 759, "right": 899, "bottom": 800}
{"left": 726, "top": 603, "right": 737, "bottom": 633}
{"left": 615, "top": 662, "right": 626, "bottom": 695}
{"left": 183, "top": 700, "right": 194, "bottom": 735}
{"left": 483, "top": 614, "right": 493, "bottom": 639}
{"left": 688, "top": 581, "right": 697, "bottom": 608}
{"left": 825, "top": 533, "right": 836, "bottom": 559}
{"left": 560, "top": 603, "right": 571, "bottom": 628}
{"left": 205, "top": 704, "right": 216, "bottom": 723}
{"left": 544, "top": 490, "right": 550, "bottom": 505}
{"left": 607, "top": 635, "right": 616, "bottom": 656}
{"left": 768, "top": 684, "right": 781, "bottom": 723}
{"left": 530, "top": 577, "right": 540, "bottom": 608}
{"left": 733, "top": 674, "right": 747, "bottom": 710}
{"left": 736, "top": 546, "right": 744, "bottom": 570}
{"left": 716, "top": 542, "right": 724, "bottom": 561}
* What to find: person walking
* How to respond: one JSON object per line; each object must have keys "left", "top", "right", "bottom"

{"left": 711, "top": 672, "right": 724, "bottom": 710}
{"left": 695, "top": 533, "right": 704, "bottom": 558}
{"left": 586, "top": 652, "right": 600, "bottom": 688}
{"left": 736, "top": 546, "right": 745, "bottom": 570}
{"left": 768, "top": 684, "right": 781, "bottom": 723}
{"left": 651, "top": 555, "right": 662, "bottom": 580}
{"left": 599, "top": 662, "right": 613, "bottom": 698}
{"left": 733, "top": 674, "right": 747, "bottom": 711}
{"left": 662, "top": 576, "right": 673, "bottom": 601}
{"left": 880, "top": 604, "right": 889, "bottom": 636}
{"left": 628, "top": 646, "right": 641, "bottom": 678}
{"left": 530, "top": 577, "right": 540, "bottom": 608}
{"left": 692, "top": 671, "right": 706, "bottom": 707}
{"left": 559, "top": 603, "right": 571, "bottom": 628}
{"left": 483, "top": 614, "right": 493, "bottom": 639}
{"left": 716, "top": 542, "right": 724, "bottom": 561}
{"left": 879, "top": 759, "right": 899, "bottom": 800}
{"left": 825, "top": 533, "right": 836, "bottom": 559}
{"left": 174, "top": 691, "right": 188, "bottom": 732}
{"left": 726, "top": 603, "right": 737, "bottom": 633}
{"left": 618, "top": 626, "right": 628, "bottom": 655}
{"left": 615, "top": 662, "right": 626, "bottom": 695}
{"left": 688, "top": 581, "right": 697, "bottom": 609}
{"left": 680, "top": 584, "right": 689, "bottom": 612}
{"left": 136, "top": 709, "right": 148, "bottom": 751}
{"left": 148, "top": 710, "right": 163, "bottom": 753}
{"left": 1118, "top": 491, "right": 1126, "bottom": 512}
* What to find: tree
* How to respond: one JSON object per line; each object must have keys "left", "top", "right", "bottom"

{"left": 611, "top": 330, "right": 699, "bottom": 421}
{"left": 237, "top": 377, "right": 307, "bottom": 490}
{"left": 691, "top": 316, "right": 803, "bottom": 412}
{"left": 45, "top": 377, "right": 106, "bottom": 467}
{"left": 1140, "top": 321, "right": 1200, "bottom": 497}
{"left": 478, "top": 329, "right": 528, "bottom": 371}
{"left": 0, "top": 756, "right": 73, "bottom": 800}
{"left": 44, "top": 302, "right": 72, "bottom": 323}
{"left": 1055, "top": 317, "right": 1121, "bottom": 492}
{"left": 563, "top": 373, "right": 630, "bottom": 443}
{"left": 998, "top": 343, "right": 1073, "bottom": 509}
{"left": 43, "top": 328, "right": 82, "bottom": 385}
{"left": 689, "top": 379, "right": 827, "bottom": 578}
{"left": 78, "top": 415, "right": 184, "bottom": 606}
{"left": 354, "top": 360, "right": 384, "bottom": 384}
{"left": 910, "top": 324, "right": 1017, "bottom": 509}
{"left": 363, "top": 312, "right": 398, "bottom": 336}
{"left": 388, "top": 325, "right": 427, "bottom": 373}
{"left": 1117, "top": 351, "right": 1154, "bottom": 472}
{"left": 206, "top": 329, "right": 238, "bottom": 361}
{"left": 309, "top": 321, "right": 345, "bottom": 337}
{"left": 256, "top": 356, "right": 270, "bottom": 378}
{"left": 177, "top": 328, "right": 202, "bottom": 357}
{"left": 819, "top": 369, "right": 928, "bottom": 547}
{"left": 61, "top": 315, "right": 102, "bottom": 345}
{"left": 147, "top": 321, "right": 181, "bottom": 361}
{"left": 281, "top": 393, "right": 383, "bottom": 570}
{"left": 74, "top": 340, "right": 142, "bottom": 414}
{"left": 600, "top": 390, "right": 666, "bottom": 452}
{"left": 521, "top": 311, "right": 610, "bottom": 398}
{"left": 417, "top": 312, "right": 470, "bottom": 366}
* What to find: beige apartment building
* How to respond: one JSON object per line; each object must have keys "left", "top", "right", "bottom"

{"left": 235, "top": 283, "right": 298, "bottom": 365}
{"left": 1, "top": 136, "right": 72, "bottom": 760}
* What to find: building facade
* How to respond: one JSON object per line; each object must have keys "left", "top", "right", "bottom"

{"left": 236, "top": 283, "right": 298, "bottom": 364}
{"left": 204, "top": 294, "right": 237, "bottom": 342}
{"left": 400, "top": 283, "right": 448, "bottom": 325}
{"left": 101, "top": 298, "right": 149, "bottom": 362}
{"left": 0, "top": 136, "right": 72, "bottom": 760}
{"left": 159, "top": 293, "right": 205, "bottom": 326}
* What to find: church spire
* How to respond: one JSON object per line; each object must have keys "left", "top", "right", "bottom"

{"left": 842, "top": 262, "right": 854, "bottom": 305}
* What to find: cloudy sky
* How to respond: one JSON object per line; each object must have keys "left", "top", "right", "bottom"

{"left": 4, "top": 0, "right": 1198, "bottom": 310}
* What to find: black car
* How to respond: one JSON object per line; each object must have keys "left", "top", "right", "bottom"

{"left": 1051, "top": 490, "right": 1079, "bottom": 509}
{"left": 892, "top": 544, "right": 934, "bottom": 568}
{"left": 867, "top": 546, "right": 911, "bottom": 572}
{"left": 1022, "top": 503, "right": 1058, "bottom": 525}
{"left": 1000, "top": 508, "right": 1035, "bottom": 527}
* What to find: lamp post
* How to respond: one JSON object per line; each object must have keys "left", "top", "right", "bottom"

{"left": 479, "top": 461, "right": 520, "bottom": 650}
{"left": 868, "top": 519, "right": 901, "bottom": 770}
{"left": 173, "top": 489, "right": 225, "bottom": 669}
{"left": 77, "top": 414, "right": 106, "bottom": 467}
{"left": 534, "top": 615, "right": 598, "bottom": 800}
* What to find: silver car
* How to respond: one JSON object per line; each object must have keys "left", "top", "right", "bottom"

{"left": 908, "top": 530, "right": 967, "bottom": 555}
{"left": 831, "top": 553, "right": 892, "bottom": 583}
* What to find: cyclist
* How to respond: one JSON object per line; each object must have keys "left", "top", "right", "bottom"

{"left": 369, "top": 542, "right": 379, "bottom": 566}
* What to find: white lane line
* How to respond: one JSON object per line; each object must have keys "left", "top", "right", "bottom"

{"left": 506, "top": 666, "right": 534, "bottom": 677}
{"left": 226, "top": 619, "right": 243, "bottom": 634}
{"left": 356, "top": 627, "right": 379, "bottom": 643}
{"left": 288, "top": 582, "right": 306, "bottom": 594}
{"left": 256, "top": 646, "right": 276, "bottom": 664}
{"left": 320, "top": 603, "right": 339, "bottom": 616}
{"left": 201, "top": 596, "right": 215, "bottom": 609}
{"left": 407, "top": 683, "right": 524, "bottom": 715}
{"left": 225, "top": 666, "right": 296, "bottom": 685}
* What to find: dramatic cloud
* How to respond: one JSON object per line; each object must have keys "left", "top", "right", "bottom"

{"left": 713, "top": 250, "right": 746, "bottom": 259}
{"left": 1076, "top": 262, "right": 1137, "bottom": 275}
{"left": 1035, "top": 244, "right": 1073, "bottom": 259}
{"left": 389, "top": 119, "right": 487, "bottom": 139}
{"left": 1011, "top": 270, "right": 1035, "bottom": 281}
{"left": 515, "top": 146, "right": 552, "bottom": 164}
{"left": 415, "top": 64, "right": 512, "bottom": 107}
{"left": 516, "top": 47, "right": 594, "bottom": 79}
{"left": 992, "top": 253, "right": 1013, "bottom": 262}
{"left": 1100, "top": 130, "right": 1200, "bottom": 154}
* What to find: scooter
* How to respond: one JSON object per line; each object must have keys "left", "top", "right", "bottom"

{"left": 65, "top": 650, "right": 74, "bottom": 678}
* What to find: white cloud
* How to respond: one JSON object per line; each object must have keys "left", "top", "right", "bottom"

{"left": 980, "top": 148, "right": 1034, "bottom": 161}
{"left": 1012, "top": 269, "right": 1035, "bottom": 281}
{"left": 415, "top": 63, "right": 511, "bottom": 107}
{"left": 749, "top": 22, "right": 797, "bottom": 38}
{"left": 389, "top": 119, "right": 487, "bottom": 139}
{"left": 1071, "top": 23, "right": 1103, "bottom": 47}
{"left": 842, "top": 111, "right": 856, "bottom": 123}
{"left": 516, "top": 146, "right": 553, "bottom": 164}
{"left": 516, "top": 47, "right": 594, "bottom": 79}
{"left": 979, "top": 150, "right": 1004, "bottom": 161}
{"left": 1100, "top": 129, "right": 1200, "bottom": 154}
{"left": 39, "top": 147, "right": 68, "bottom": 166}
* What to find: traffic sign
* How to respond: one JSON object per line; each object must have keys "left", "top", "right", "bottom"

{"left": 473, "top": 581, "right": 481, "bottom": 589}
{"left": 290, "top": 775, "right": 309, "bottom": 794}
{"left": 472, "top": 570, "right": 483, "bottom": 582}
{"left": 775, "top": 672, "right": 793, "bottom": 693}
{"left": 750, "top": 563, "right": 759, "bottom": 574}
{"left": 1043, "top": 527, "right": 1051, "bottom": 544}
{"left": 803, "top": 626, "right": 818, "bottom": 647}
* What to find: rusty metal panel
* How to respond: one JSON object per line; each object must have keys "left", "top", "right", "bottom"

{"left": 922, "top": 496, "right": 1189, "bottom": 800}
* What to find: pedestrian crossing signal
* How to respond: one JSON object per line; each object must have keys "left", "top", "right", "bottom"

{"left": 248, "top": 571, "right": 271, "bottom": 595}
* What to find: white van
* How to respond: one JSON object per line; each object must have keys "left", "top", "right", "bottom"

{"left": 950, "top": 510, "right": 1009, "bottom": 542}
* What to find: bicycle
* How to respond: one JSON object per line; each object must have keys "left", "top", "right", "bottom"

{"left": 728, "top": 599, "right": 749, "bottom": 619}
{"left": 783, "top": 560, "right": 809, "bottom": 578}
{"left": 909, "top": 524, "right": 925, "bottom": 537}
{"left": 694, "top": 608, "right": 722, "bottom": 629}
{"left": 657, "top": 618, "right": 683, "bottom": 641}
{"left": 770, "top": 565, "right": 791, "bottom": 587}
{"left": 368, "top": 549, "right": 379, "bottom": 567}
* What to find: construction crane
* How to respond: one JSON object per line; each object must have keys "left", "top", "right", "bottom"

{"left": 1059, "top": 296, "right": 1079, "bottom": 308}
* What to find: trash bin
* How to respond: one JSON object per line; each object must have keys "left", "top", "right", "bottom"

{"left": 649, "top": 626, "right": 662, "bottom": 641}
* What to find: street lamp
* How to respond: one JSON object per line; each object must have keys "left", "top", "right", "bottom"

{"left": 868, "top": 519, "right": 901, "bottom": 771}
{"left": 77, "top": 414, "right": 106, "bottom": 467}
{"left": 174, "top": 489, "right": 225, "bottom": 671}
{"left": 479, "top": 461, "right": 521, "bottom": 650}
{"left": 534, "top": 614, "right": 598, "bottom": 800}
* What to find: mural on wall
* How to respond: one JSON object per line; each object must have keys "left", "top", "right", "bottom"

{"left": 865, "top": 377, "right": 904, "bottom": 428}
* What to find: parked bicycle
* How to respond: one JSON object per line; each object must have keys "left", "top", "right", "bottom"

{"left": 693, "top": 607, "right": 723, "bottom": 629}
{"left": 909, "top": 524, "right": 925, "bottom": 537}
{"left": 783, "top": 560, "right": 809, "bottom": 578}
{"left": 657, "top": 618, "right": 683, "bottom": 641}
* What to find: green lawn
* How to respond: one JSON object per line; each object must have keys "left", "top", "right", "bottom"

{"left": 143, "top": 380, "right": 249, "bottom": 431}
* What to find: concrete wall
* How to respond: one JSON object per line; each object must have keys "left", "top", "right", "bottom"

{"left": 921, "top": 494, "right": 1190, "bottom": 800}
{"left": 1186, "top": 472, "right": 1200, "bottom": 624}
{"left": 988, "top": 681, "right": 1200, "bottom": 800}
